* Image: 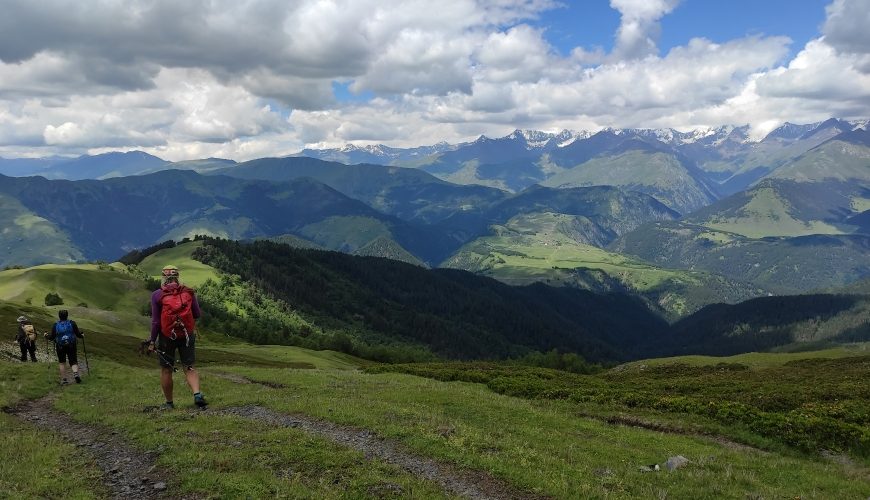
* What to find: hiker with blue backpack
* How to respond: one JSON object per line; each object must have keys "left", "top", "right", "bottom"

{"left": 146, "top": 265, "right": 207, "bottom": 410}
{"left": 45, "top": 310, "right": 84, "bottom": 384}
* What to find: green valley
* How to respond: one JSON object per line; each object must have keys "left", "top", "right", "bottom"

{"left": 443, "top": 212, "right": 763, "bottom": 317}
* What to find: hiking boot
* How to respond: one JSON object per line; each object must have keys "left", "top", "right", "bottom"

{"left": 160, "top": 401, "right": 175, "bottom": 410}
{"left": 74, "top": 375, "right": 82, "bottom": 384}
{"left": 194, "top": 393, "right": 208, "bottom": 408}
{"left": 60, "top": 379, "right": 68, "bottom": 385}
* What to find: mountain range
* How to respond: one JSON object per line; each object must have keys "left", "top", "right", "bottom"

{"left": 1, "top": 118, "right": 868, "bottom": 319}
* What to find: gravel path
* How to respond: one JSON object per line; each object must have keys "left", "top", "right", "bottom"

{"left": 5, "top": 396, "right": 175, "bottom": 499}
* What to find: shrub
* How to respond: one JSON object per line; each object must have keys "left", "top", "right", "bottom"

{"left": 44, "top": 292, "right": 64, "bottom": 306}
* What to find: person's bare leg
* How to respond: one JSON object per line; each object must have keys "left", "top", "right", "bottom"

{"left": 184, "top": 366, "right": 200, "bottom": 394}
{"left": 160, "top": 366, "right": 174, "bottom": 402}
{"left": 71, "top": 363, "right": 79, "bottom": 376}
{"left": 58, "top": 363, "right": 67, "bottom": 381}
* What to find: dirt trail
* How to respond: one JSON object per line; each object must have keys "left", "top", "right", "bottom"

{"left": 212, "top": 372, "right": 542, "bottom": 500}
{"left": 5, "top": 396, "right": 174, "bottom": 499}
{"left": 220, "top": 405, "right": 538, "bottom": 500}
{"left": 589, "top": 412, "right": 769, "bottom": 454}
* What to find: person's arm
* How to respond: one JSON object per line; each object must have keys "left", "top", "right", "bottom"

{"left": 46, "top": 324, "right": 56, "bottom": 341}
{"left": 149, "top": 290, "right": 161, "bottom": 343}
{"left": 72, "top": 321, "right": 83, "bottom": 338}
{"left": 16, "top": 325, "right": 24, "bottom": 342}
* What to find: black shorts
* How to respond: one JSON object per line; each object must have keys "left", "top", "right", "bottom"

{"left": 56, "top": 343, "right": 78, "bottom": 365}
{"left": 157, "top": 334, "right": 196, "bottom": 368}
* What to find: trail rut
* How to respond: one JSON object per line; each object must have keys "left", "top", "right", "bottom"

{"left": 5, "top": 396, "right": 175, "bottom": 499}
{"left": 212, "top": 372, "right": 543, "bottom": 500}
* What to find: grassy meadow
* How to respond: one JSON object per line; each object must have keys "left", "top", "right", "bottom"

{"left": 1, "top": 259, "right": 869, "bottom": 498}
{"left": 139, "top": 240, "right": 218, "bottom": 287}
{"left": 703, "top": 186, "right": 847, "bottom": 238}
{"left": 444, "top": 213, "right": 699, "bottom": 291}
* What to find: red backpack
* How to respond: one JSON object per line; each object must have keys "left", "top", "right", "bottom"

{"left": 159, "top": 283, "right": 196, "bottom": 338}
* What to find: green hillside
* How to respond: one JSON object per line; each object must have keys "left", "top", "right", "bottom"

{"left": 0, "top": 170, "right": 457, "bottom": 267}
{"left": 0, "top": 193, "right": 84, "bottom": 266}
{"left": 443, "top": 212, "right": 763, "bottom": 317}
{"left": 768, "top": 136, "right": 870, "bottom": 182}
{"left": 298, "top": 216, "right": 393, "bottom": 252}
{"left": 262, "top": 234, "right": 325, "bottom": 250}
{"left": 443, "top": 213, "right": 691, "bottom": 290}
{"left": 700, "top": 184, "right": 846, "bottom": 238}
{"left": 614, "top": 221, "right": 870, "bottom": 293}
{"left": 0, "top": 263, "right": 149, "bottom": 314}
{"left": 373, "top": 354, "right": 870, "bottom": 466}
{"left": 619, "top": 343, "right": 870, "bottom": 369}
{"left": 188, "top": 237, "right": 672, "bottom": 362}
{"left": 542, "top": 150, "right": 717, "bottom": 214}
{"left": 690, "top": 132, "right": 870, "bottom": 239}
{"left": 138, "top": 240, "right": 219, "bottom": 287}
{"left": 442, "top": 184, "right": 680, "bottom": 249}
{"left": 216, "top": 156, "right": 507, "bottom": 224}
{"left": 668, "top": 293, "right": 870, "bottom": 356}
{"left": 352, "top": 236, "right": 427, "bottom": 267}
{"left": 2, "top": 253, "right": 869, "bottom": 499}
{"left": 701, "top": 120, "right": 856, "bottom": 193}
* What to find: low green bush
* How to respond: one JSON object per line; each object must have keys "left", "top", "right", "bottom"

{"left": 368, "top": 356, "right": 870, "bottom": 456}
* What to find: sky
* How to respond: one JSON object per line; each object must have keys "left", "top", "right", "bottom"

{"left": 0, "top": 0, "right": 868, "bottom": 161}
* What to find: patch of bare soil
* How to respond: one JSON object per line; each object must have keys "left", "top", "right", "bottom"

{"left": 210, "top": 371, "right": 253, "bottom": 385}
{"left": 820, "top": 450, "right": 870, "bottom": 480}
{"left": 4, "top": 396, "right": 176, "bottom": 499}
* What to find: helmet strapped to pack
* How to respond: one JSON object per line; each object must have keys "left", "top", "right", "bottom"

{"left": 161, "top": 265, "right": 180, "bottom": 284}
{"left": 17, "top": 316, "right": 27, "bottom": 323}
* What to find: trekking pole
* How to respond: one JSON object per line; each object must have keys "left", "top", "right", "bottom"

{"left": 45, "top": 335, "right": 54, "bottom": 385}
{"left": 81, "top": 333, "right": 91, "bottom": 376}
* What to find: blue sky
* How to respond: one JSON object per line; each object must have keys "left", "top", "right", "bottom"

{"left": 536, "top": 0, "right": 829, "bottom": 58}
{"left": 0, "top": 0, "right": 867, "bottom": 160}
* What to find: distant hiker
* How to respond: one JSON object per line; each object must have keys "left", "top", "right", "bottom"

{"left": 15, "top": 316, "right": 37, "bottom": 362}
{"left": 147, "top": 265, "right": 207, "bottom": 409}
{"left": 45, "top": 310, "right": 83, "bottom": 384}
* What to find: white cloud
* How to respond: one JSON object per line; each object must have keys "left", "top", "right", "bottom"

{"left": 609, "top": 0, "right": 680, "bottom": 60}
{"left": 351, "top": 28, "right": 475, "bottom": 96}
{"left": 0, "top": 0, "right": 869, "bottom": 159}
{"left": 476, "top": 25, "right": 554, "bottom": 83}
{"left": 822, "top": 0, "right": 870, "bottom": 72}
{"left": 823, "top": 0, "right": 870, "bottom": 56}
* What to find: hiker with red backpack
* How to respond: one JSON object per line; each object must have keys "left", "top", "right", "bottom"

{"left": 15, "top": 316, "right": 38, "bottom": 362}
{"left": 44, "top": 310, "right": 84, "bottom": 384}
{"left": 146, "top": 265, "right": 207, "bottom": 409}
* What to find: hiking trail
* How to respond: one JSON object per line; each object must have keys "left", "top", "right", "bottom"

{"left": 213, "top": 371, "right": 543, "bottom": 500}
{"left": 5, "top": 396, "right": 175, "bottom": 499}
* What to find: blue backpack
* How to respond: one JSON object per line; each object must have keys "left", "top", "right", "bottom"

{"left": 55, "top": 320, "right": 76, "bottom": 346}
